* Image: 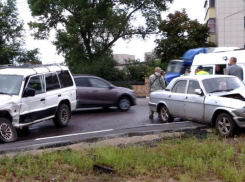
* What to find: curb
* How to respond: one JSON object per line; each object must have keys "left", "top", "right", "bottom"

{"left": 0, "top": 125, "right": 210, "bottom": 154}
{"left": 136, "top": 96, "right": 149, "bottom": 98}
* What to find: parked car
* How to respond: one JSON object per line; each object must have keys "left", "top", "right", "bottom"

{"left": 0, "top": 64, "right": 77, "bottom": 143}
{"left": 73, "top": 75, "right": 136, "bottom": 111}
{"left": 149, "top": 75, "right": 245, "bottom": 137}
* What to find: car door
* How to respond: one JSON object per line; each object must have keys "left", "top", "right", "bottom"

{"left": 168, "top": 80, "right": 187, "bottom": 118}
{"left": 88, "top": 77, "right": 117, "bottom": 105}
{"left": 74, "top": 77, "right": 95, "bottom": 107}
{"left": 20, "top": 75, "right": 47, "bottom": 123}
{"left": 184, "top": 80, "right": 205, "bottom": 121}
{"left": 44, "top": 73, "right": 62, "bottom": 117}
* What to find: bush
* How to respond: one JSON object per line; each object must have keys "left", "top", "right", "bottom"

{"left": 68, "top": 54, "right": 126, "bottom": 81}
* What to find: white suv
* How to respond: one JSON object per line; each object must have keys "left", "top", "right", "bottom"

{"left": 0, "top": 65, "right": 77, "bottom": 143}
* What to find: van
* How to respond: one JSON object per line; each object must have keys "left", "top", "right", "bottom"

{"left": 190, "top": 49, "right": 245, "bottom": 82}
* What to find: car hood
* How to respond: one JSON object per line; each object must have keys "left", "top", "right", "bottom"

{"left": 207, "top": 87, "right": 245, "bottom": 109}
{"left": 0, "top": 95, "right": 13, "bottom": 103}
{"left": 209, "top": 87, "right": 245, "bottom": 98}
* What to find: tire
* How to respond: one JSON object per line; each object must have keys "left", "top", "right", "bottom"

{"left": 159, "top": 105, "right": 174, "bottom": 123}
{"left": 53, "top": 104, "right": 71, "bottom": 128}
{"left": 118, "top": 97, "right": 131, "bottom": 111}
{"left": 0, "top": 118, "right": 17, "bottom": 143}
{"left": 216, "top": 113, "right": 236, "bottom": 137}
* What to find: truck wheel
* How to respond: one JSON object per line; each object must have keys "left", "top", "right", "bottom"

{"left": 159, "top": 105, "right": 174, "bottom": 123}
{"left": 0, "top": 118, "right": 17, "bottom": 143}
{"left": 216, "top": 113, "right": 236, "bottom": 137}
{"left": 53, "top": 104, "right": 70, "bottom": 128}
{"left": 118, "top": 97, "right": 131, "bottom": 111}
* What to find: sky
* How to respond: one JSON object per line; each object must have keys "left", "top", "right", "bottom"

{"left": 16, "top": 0, "right": 206, "bottom": 63}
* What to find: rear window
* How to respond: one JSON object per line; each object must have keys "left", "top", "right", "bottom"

{"left": 45, "top": 73, "right": 60, "bottom": 91}
{"left": 57, "top": 70, "right": 73, "bottom": 88}
{"left": 74, "top": 77, "right": 91, "bottom": 87}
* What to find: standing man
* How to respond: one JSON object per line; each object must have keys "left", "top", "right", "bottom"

{"left": 226, "top": 57, "right": 243, "bottom": 80}
{"left": 149, "top": 67, "right": 166, "bottom": 119}
{"left": 196, "top": 65, "right": 210, "bottom": 75}
{"left": 181, "top": 68, "right": 191, "bottom": 76}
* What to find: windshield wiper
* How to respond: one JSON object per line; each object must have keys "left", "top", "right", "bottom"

{"left": 209, "top": 89, "right": 234, "bottom": 93}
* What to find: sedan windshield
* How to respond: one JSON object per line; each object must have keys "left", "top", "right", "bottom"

{"left": 0, "top": 75, "right": 23, "bottom": 95}
{"left": 202, "top": 77, "right": 244, "bottom": 93}
{"left": 166, "top": 61, "right": 183, "bottom": 73}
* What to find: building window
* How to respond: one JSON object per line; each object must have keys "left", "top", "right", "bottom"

{"left": 208, "top": 18, "right": 216, "bottom": 33}
{"left": 204, "top": 0, "right": 215, "bottom": 17}
{"left": 209, "top": 0, "right": 215, "bottom": 7}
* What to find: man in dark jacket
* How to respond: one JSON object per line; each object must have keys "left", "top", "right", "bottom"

{"left": 226, "top": 57, "right": 243, "bottom": 80}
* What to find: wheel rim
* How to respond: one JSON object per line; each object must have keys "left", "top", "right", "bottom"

{"left": 119, "top": 99, "right": 130, "bottom": 110}
{"left": 161, "top": 106, "right": 169, "bottom": 121}
{"left": 0, "top": 123, "right": 12, "bottom": 140}
{"left": 218, "top": 117, "right": 231, "bottom": 135}
{"left": 61, "top": 109, "right": 68, "bottom": 123}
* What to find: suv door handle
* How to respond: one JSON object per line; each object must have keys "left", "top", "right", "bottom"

{"left": 58, "top": 94, "right": 61, "bottom": 97}
{"left": 40, "top": 98, "right": 46, "bottom": 101}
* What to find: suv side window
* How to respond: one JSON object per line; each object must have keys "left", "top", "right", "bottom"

{"left": 89, "top": 78, "right": 109, "bottom": 88}
{"left": 187, "top": 80, "right": 201, "bottom": 94}
{"left": 27, "top": 75, "right": 45, "bottom": 94}
{"left": 45, "top": 73, "right": 60, "bottom": 91}
{"left": 171, "top": 80, "right": 187, "bottom": 93}
{"left": 74, "top": 77, "right": 91, "bottom": 87}
{"left": 57, "top": 71, "right": 73, "bottom": 88}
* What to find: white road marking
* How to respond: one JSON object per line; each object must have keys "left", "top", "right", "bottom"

{"left": 144, "top": 121, "right": 192, "bottom": 126}
{"left": 146, "top": 97, "right": 150, "bottom": 99}
{"left": 35, "top": 129, "right": 114, "bottom": 141}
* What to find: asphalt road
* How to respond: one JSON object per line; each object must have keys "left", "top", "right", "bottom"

{"left": 0, "top": 98, "right": 209, "bottom": 153}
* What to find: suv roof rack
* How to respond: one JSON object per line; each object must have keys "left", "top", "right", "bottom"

{"left": 0, "top": 63, "right": 66, "bottom": 73}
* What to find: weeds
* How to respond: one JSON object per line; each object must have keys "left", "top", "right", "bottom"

{"left": 1, "top": 136, "right": 245, "bottom": 181}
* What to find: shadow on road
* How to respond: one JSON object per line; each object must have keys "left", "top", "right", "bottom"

{"left": 72, "top": 107, "right": 121, "bottom": 115}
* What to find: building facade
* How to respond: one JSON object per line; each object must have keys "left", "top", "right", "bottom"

{"left": 204, "top": 0, "right": 245, "bottom": 48}
{"left": 113, "top": 54, "right": 135, "bottom": 64}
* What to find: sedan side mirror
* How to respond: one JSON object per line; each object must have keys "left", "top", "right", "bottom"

{"left": 194, "top": 89, "right": 203, "bottom": 96}
{"left": 24, "top": 88, "right": 36, "bottom": 97}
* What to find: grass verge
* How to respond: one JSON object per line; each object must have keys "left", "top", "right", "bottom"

{"left": 1, "top": 135, "right": 245, "bottom": 182}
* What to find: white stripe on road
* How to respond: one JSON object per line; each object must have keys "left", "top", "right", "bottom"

{"left": 146, "top": 97, "right": 150, "bottom": 99}
{"left": 144, "top": 121, "right": 192, "bottom": 126}
{"left": 35, "top": 129, "right": 114, "bottom": 141}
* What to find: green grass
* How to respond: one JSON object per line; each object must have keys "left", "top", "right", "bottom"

{"left": 1, "top": 136, "right": 245, "bottom": 181}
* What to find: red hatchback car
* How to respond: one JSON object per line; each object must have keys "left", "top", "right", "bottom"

{"left": 74, "top": 75, "right": 136, "bottom": 111}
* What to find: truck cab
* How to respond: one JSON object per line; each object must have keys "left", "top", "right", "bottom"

{"left": 165, "top": 48, "right": 207, "bottom": 83}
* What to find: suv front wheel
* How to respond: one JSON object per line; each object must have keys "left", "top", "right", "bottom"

{"left": 53, "top": 104, "right": 71, "bottom": 128}
{"left": 0, "top": 118, "right": 17, "bottom": 143}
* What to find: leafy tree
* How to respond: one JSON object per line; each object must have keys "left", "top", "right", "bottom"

{"left": 155, "top": 9, "right": 216, "bottom": 63}
{"left": 71, "top": 53, "right": 126, "bottom": 81}
{"left": 124, "top": 60, "right": 147, "bottom": 82}
{"left": 27, "top": 0, "right": 173, "bottom": 67}
{"left": 123, "top": 59, "right": 168, "bottom": 82}
{"left": 0, "top": 0, "right": 41, "bottom": 65}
